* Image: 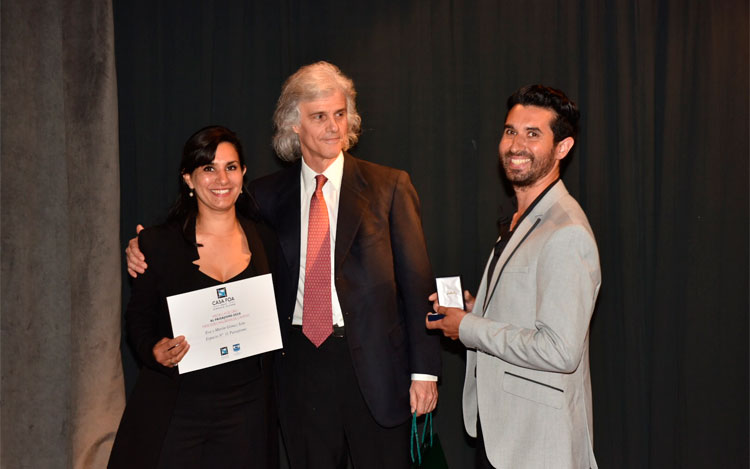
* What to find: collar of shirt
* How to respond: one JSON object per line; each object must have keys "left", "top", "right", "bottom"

{"left": 300, "top": 152, "right": 344, "bottom": 201}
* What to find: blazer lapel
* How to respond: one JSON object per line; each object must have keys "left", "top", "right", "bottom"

{"left": 335, "top": 153, "right": 367, "bottom": 272}
{"left": 482, "top": 180, "right": 569, "bottom": 312}
{"left": 482, "top": 218, "right": 541, "bottom": 312}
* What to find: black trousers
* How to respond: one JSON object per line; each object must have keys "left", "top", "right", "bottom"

{"left": 280, "top": 327, "right": 411, "bottom": 469}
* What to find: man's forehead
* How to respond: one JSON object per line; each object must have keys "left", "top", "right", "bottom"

{"left": 504, "top": 104, "right": 556, "bottom": 129}
{"left": 300, "top": 89, "right": 346, "bottom": 109}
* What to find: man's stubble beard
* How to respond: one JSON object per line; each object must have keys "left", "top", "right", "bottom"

{"left": 501, "top": 147, "right": 557, "bottom": 188}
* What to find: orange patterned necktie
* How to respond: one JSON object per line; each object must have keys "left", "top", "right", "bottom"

{"left": 302, "top": 175, "right": 333, "bottom": 347}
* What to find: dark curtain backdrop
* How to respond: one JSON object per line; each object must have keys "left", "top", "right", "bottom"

{"left": 114, "top": 1, "right": 748, "bottom": 468}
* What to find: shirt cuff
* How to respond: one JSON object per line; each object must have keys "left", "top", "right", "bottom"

{"left": 411, "top": 373, "right": 438, "bottom": 382}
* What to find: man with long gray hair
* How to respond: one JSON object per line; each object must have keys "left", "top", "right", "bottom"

{"left": 126, "top": 61, "right": 440, "bottom": 468}
{"left": 250, "top": 61, "right": 441, "bottom": 468}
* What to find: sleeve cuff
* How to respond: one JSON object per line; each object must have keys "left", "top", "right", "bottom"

{"left": 459, "top": 312, "right": 487, "bottom": 350}
{"left": 411, "top": 373, "right": 438, "bottom": 382}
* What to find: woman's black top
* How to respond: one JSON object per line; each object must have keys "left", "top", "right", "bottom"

{"left": 108, "top": 215, "right": 277, "bottom": 469}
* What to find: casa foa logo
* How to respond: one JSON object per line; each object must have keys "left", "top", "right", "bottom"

{"left": 213, "top": 287, "right": 235, "bottom": 306}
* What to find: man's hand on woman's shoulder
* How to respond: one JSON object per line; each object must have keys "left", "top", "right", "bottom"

{"left": 125, "top": 224, "right": 147, "bottom": 277}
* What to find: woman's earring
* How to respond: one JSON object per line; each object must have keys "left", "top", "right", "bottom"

{"left": 189, "top": 189, "right": 194, "bottom": 197}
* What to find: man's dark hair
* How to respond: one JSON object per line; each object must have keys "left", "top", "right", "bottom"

{"left": 507, "top": 85, "right": 580, "bottom": 143}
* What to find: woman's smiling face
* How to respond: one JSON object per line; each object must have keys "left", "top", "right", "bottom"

{"left": 183, "top": 141, "right": 246, "bottom": 215}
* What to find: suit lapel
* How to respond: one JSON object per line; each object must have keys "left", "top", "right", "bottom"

{"left": 482, "top": 218, "right": 541, "bottom": 312}
{"left": 335, "top": 153, "right": 367, "bottom": 272}
{"left": 473, "top": 254, "right": 493, "bottom": 316}
{"left": 482, "top": 180, "right": 569, "bottom": 312}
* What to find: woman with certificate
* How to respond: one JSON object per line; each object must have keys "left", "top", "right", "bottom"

{"left": 109, "top": 126, "right": 277, "bottom": 468}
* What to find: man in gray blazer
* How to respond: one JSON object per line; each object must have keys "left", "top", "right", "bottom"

{"left": 427, "top": 85, "right": 601, "bottom": 469}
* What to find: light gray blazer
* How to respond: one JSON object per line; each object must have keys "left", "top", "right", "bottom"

{"left": 460, "top": 180, "right": 601, "bottom": 469}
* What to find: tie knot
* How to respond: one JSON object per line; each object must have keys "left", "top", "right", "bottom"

{"left": 315, "top": 174, "right": 328, "bottom": 191}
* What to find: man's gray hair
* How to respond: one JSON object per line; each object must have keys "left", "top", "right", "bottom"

{"left": 272, "top": 61, "right": 362, "bottom": 161}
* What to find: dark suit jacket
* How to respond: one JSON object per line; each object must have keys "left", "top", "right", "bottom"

{"left": 109, "top": 215, "right": 276, "bottom": 468}
{"left": 249, "top": 152, "right": 441, "bottom": 427}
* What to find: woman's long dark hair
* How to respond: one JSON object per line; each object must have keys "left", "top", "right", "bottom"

{"left": 167, "top": 125, "right": 247, "bottom": 231}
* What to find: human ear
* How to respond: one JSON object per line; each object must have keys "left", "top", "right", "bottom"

{"left": 555, "top": 137, "right": 575, "bottom": 161}
{"left": 182, "top": 172, "right": 194, "bottom": 189}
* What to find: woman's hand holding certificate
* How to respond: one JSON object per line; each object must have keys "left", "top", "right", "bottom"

{"left": 152, "top": 335, "right": 190, "bottom": 368}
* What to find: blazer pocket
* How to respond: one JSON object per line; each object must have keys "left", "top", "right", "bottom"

{"left": 502, "top": 371, "right": 563, "bottom": 409}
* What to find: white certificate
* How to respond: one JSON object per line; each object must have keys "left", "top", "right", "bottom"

{"left": 166, "top": 274, "right": 282, "bottom": 374}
